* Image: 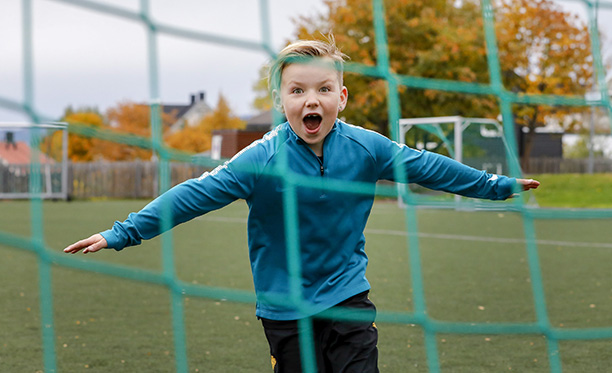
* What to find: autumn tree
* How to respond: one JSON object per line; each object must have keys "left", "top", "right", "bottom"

{"left": 267, "top": 0, "right": 496, "bottom": 140}
{"left": 495, "top": 0, "right": 594, "bottom": 166}
{"left": 258, "top": 0, "right": 597, "bottom": 164}
{"left": 252, "top": 64, "right": 274, "bottom": 112}
{"left": 165, "top": 94, "right": 245, "bottom": 153}
{"left": 101, "top": 101, "right": 176, "bottom": 161}
{"left": 41, "top": 108, "right": 105, "bottom": 162}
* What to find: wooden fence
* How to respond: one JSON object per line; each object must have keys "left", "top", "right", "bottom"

{"left": 68, "top": 161, "right": 210, "bottom": 199}
{"left": 25, "top": 157, "right": 612, "bottom": 199}
{"left": 524, "top": 157, "right": 612, "bottom": 174}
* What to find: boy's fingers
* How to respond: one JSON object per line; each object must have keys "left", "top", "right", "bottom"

{"left": 63, "top": 239, "right": 87, "bottom": 253}
{"left": 524, "top": 179, "right": 540, "bottom": 190}
{"left": 83, "top": 241, "right": 106, "bottom": 254}
{"left": 64, "top": 234, "right": 107, "bottom": 254}
{"left": 517, "top": 178, "right": 540, "bottom": 191}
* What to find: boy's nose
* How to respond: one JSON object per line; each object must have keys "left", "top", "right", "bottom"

{"left": 305, "top": 92, "right": 319, "bottom": 107}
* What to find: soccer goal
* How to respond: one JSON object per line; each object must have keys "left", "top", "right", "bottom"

{"left": 399, "top": 116, "right": 511, "bottom": 170}
{"left": 397, "top": 115, "right": 523, "bottom": 207}
{"left": 0, "top": 122, "right": 68, "bottom": 200}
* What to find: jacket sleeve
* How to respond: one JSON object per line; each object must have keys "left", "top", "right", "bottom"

{"left": 374, "top": 136, "right": 515, "bottom": 200}
{"left": 100, "top": 146, "right": 264, "bottom": 250}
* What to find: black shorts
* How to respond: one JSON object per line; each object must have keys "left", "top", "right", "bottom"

{"left": 260, "top": 291, "right": 379, "bottom": 373}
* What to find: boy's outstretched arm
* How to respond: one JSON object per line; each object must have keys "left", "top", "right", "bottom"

{"left": 64, "top": 234, "right": 108, "bottom": 254}
{"left": 62, "top": 137, "right": 261, "bottom": 255}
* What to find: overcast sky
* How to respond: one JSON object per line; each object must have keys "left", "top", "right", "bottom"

{"left": 0, "top": 0, "right": 328, "bottom": 124}
{"left": 0, "top": 0, "right": 610, "bottom": 125}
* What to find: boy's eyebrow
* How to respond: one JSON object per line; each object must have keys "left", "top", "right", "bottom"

{"left": 286, "top": 78, "right": 335, "bottom": 84}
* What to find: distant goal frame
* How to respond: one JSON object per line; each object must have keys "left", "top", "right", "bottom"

{"left": 0, "top": 122, "right": 69, "bottom": 200}
{"left": 397, "top": 116, "right": 518, "bottom": 208}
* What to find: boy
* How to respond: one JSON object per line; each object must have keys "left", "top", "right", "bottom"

{"left": 64, "top": 38, "right": 540, "bottom": 372}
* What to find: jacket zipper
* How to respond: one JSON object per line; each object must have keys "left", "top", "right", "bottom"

{"left": 298, "top": 138, "right": 325, "bottom": 176}
{"left": 317, "top": 154, "right": 324, "bottom": 176}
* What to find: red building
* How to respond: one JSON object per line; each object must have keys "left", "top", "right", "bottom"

{"left": 211, "top": 111, "right": 279, "bottom": 159}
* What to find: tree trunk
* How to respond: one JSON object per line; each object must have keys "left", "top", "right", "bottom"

{"left": 520, "top": 108, "right": 540, "bottom": 173}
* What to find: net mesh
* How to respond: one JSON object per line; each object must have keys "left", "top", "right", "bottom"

{"left": 1, "top": 0, "right": 612, "bottom": 372}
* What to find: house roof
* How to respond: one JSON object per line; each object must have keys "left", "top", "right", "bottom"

{"left": 166, "top": 92, "right": 213, "bottom": 134}
{"left": 162, "top": 104, "right": 192, "bottom": 119}
{"left": 0, "top": 141, "right": 54, "bottom": 165}
{"left": 245, "top": 110, "right": 285, "bottom": 131}
{"left": 246, "top": 111, "right": 273, "bottom": 126}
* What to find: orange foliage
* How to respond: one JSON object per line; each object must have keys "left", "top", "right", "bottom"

{"left": 41, "top": 110, "right": 105, "bottom": 162}
{"left": 252, "top": 65, "right": 274, "bottom": 112}
{"left": 495, "top": 0, "right": 594, "bottom": 162}
{"left": 100, "top": 102, "right": 176, "bottom": 161}
{"left": 165, "top": 94, "right": 245, "bottom": 153}
{"left": 292, "top": 0, "right": 497, "bottom": 135}
{"left": 287, "top": 0, "right": 596, "bottom": 163}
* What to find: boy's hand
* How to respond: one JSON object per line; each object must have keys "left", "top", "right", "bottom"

{"left": 64, "top": 234, "right": 108, "bottom": 254}
{"left": 517, "top": 178, "right": 540, "bottom": 191}
{"left": 507, "top": 178, "right": 540, "bottom": 199}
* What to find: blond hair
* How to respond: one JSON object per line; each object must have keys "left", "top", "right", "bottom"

{"left": 268, "top": 37, "right": 349, "bottom": 93}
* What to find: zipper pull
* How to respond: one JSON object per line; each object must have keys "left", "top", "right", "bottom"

{"left": 320, "top": 164, "right": 324, "bottom": 176}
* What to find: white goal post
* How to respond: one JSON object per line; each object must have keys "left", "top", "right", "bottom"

{"left": 0, "top": 122, "right": 69, "bottom": 200}
{"left": 397, "top": 116, "right": 510, "bottom": 207}
{"left": 399, "top": 115, "right": 505, "bottom": 164}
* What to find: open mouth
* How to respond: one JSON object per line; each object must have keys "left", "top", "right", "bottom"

{"left": 303, "top": 114, "right": 322, "bottom": 134}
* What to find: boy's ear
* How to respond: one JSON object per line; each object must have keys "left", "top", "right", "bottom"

{"left": 271, "top": 90, "right": 284, "bottom": 113}
{"left": 339, "top": 86, "right": 348, "bottom": 112}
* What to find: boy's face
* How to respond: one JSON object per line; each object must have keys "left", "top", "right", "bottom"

{"left": 275, "top": 59, "right": 348, "bottom": 156}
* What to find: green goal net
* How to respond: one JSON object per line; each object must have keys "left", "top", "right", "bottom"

{"left": 1, "top": 0, "right": 612, "bottom": 372}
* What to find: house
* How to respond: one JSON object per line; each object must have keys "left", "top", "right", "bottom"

{"left": 242, "top": 110, "right": 276, "bottom": 132}
{"left": 210, "top": 110, "right": 284, "bottom": 159}
{"left": 0, "top": 139, "right": 55, "bottom": 196}
{"left": 165, "top": 92, "right": 213, "bottom": 134}
{"left": 0, "top": 140, "right": 54, "bottom": 167}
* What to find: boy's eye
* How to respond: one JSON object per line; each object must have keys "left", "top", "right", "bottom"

{"left": 320, "top": 87, "right": 330, "bottom": 92}
{"left": 292, "top": 88, "right": 303, "bottom": 94}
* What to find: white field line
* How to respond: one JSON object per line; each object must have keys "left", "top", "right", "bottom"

{"left": 199, "top": 215, "right": 612, "bottom": 249}
{"left": 366, "top": 229, "right": 612, "bottom": 249}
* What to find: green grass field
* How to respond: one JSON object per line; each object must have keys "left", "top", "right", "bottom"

{"left": 1, "top": 198, "right": 612, "bottom": 372}
{"left": 529, "top": 174, "right": 612, "bottom": 208}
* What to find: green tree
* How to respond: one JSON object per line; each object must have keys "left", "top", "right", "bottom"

{"left": 563, "top": 135, "right": 604, "bottom": 159}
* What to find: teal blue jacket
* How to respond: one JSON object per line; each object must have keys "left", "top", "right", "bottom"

{"left": 101, "top": 120, "right": 515, "bottom": 320}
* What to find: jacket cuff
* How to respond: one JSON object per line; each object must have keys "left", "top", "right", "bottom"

{"left": 497, "top": 177, "right": 516, "bottom": 199}
{"left": 100, "top": 228, "right": 126, "bottom": 251}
